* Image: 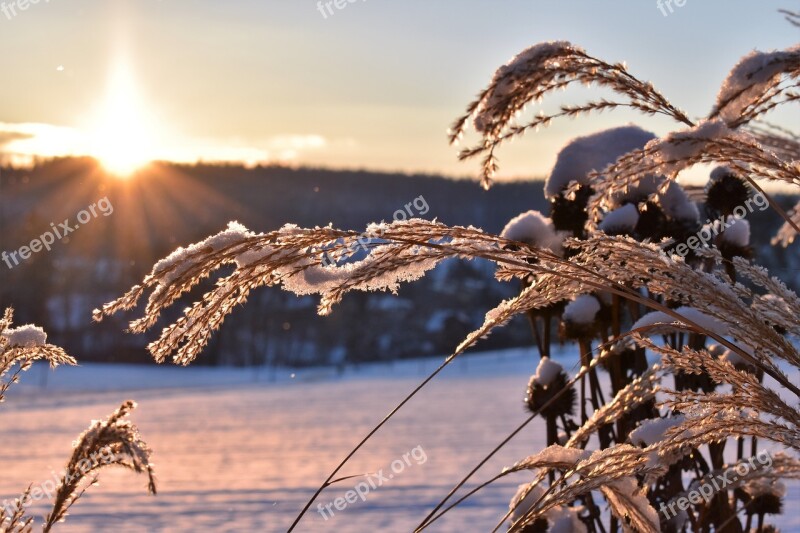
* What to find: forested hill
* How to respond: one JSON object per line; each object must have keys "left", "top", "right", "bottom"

{"left": 1, "top": 159, "right": 797, "bottom": 366}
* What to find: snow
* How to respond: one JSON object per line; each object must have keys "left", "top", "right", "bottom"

{"left": 153, "top": 221, "right": 252, "bottom": 283}
{"left": 545, "top": 125, "right": 656, "bottom": 198}
{"left": 0, "top": 347, "right": 575, "bottom": 532}
{"left": 503, "top": 41, "right": 575, "bottom": 76}
{"left": 157, "top": 219, "right": 448, "bottom": 317}
{"left": 278, "top": 239, "right": 443, "bottom": 314}
{"left": 604, "top": 476, "right": 659, "bottom": 531}
{"left": 722, "top": 218, "right": 750, "bottom": 247}
{"left": 710, "top": 165, "right": 735, "bottom": 182}
{"left": 203, "top": 221, "right": 252, "bottom": 251}
{"left": 1, "top": 346, "right": 797, "bottom": 532}
{"left": 562, "top": 295, "right": 601, "bottom": 325}
{"left": 532, "top": 357, "right": 564, "bottom": 387}
{"left": 508, "top": 483, "right": 585, "bottom": 532}
{"left": 235, "top": 224, "right": 304, "bottom": 268}
{"left": 593, "top": 121, "right": 762, "bottom": 211}
{"left": 743, "top": 478, "right": 787, "bottom": 499}
{"left": 474, "top": 41, "right": 577, "bottom": 134}
{"left": 599, "top": 204, "right": 639, "bottom": 233}
{"left": 631, "top": 306, "right": 729, "bottom": 337}
{"left": 629, "top": 415, "right": 685, "bottom": 447}
{"left": 607, "top": 174, "right": 664, "bottom": 208}
{"left": 658, "top": 120, "right": 732, "bottom": 170}
{"left": 509, "top": 483, "right": 546, "bottom": 522}
{"left": 548, "top": 505, "right": 587, "bottom": 533}
{"left": 713, "top": 45, "right": 800, "bottom": 123}
{"left": 522, "top": 445, "right": 590, "bottom": 467}
{"left": 234, "top": 246, "right": 277, "bottom": 268}
{"left": 658, "top": 182, "right": 699, "bottom": 222}
{"left": 501, "top": 210, "right": 562, "bottom": 253}
{"left": 1, "top": 324, "right": 47, "bottom": 347}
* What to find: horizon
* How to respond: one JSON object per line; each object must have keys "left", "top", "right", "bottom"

{"left": 0, "top": 1, "right": 798, "bottom": 183}
{"left": 3, "top": 157, "right": 800, "bottom": 197}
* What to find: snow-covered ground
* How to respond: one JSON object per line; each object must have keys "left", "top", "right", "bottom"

{"left": 1, "top": 348, "right": 798, "bottom": 532}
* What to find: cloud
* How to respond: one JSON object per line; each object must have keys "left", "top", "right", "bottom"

{"left": 164, "top": 134, "right": 330, "bottom": 167}
{"left": 266, "top": 134, "right": 327, "bottom": 151}
{"left": 0, "top": 130, "right": 34, "bottom": 147}
{"left": 0, "top": 123, "right": 337, "bottom": 168}
{"left": 0, "top": 122, "right": 87, "bottom": 164}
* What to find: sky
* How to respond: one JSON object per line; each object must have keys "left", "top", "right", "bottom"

{"left": 0, "top": 0, "right": 797, "bottom": 180}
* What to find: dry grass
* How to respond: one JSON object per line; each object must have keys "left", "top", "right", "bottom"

{"left": 98, "top": 13, "right": 800, "bottom": 533}
{"left": 0, "top": 309, "right": 156, "bottom": 532}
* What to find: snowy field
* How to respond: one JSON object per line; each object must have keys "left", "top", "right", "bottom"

{"left": 1, "top": 347, "right": 798, "bottom": 532}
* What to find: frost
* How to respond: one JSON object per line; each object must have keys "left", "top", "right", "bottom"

{"left": 1, "top": 324, "right": 47, "bottom": 347}
{"left": 656, "top": 120, "right": 733, "bottom": 174}
{"left": 475, "top": 41, "right": 578, "bottom": 134}
{"left": 234, "top": 224, "right": 304, "bottom": 267}
{"left": 563, "top": 295, "right": 601, "bottom": 325}
{"left": 772, "top": 200, "right": 800, "bottom": 247}
{"left": 234, "top": 246, "right": 280, "bottom": 268}
{"left": 504, "top": 41, "right": 576, "bottom": 76}
{"left": 154, "top": 221, "right": 253, "bottom": 284}
{"left": 546, "top": 125, "right": 656, "bottom": 198}
{"left": 272, "top": 237, "right": 444, "bottom": 314}
{"left": 713, "top": 45, "right": 800, "bottom": 123}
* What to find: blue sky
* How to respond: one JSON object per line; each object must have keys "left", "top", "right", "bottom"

{"left": 0, "top": 0, "right": 796, "bottom": 178}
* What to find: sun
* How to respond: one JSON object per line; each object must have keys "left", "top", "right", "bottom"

{"left": 87, "top": 61, "right": 159, "bottom": 177}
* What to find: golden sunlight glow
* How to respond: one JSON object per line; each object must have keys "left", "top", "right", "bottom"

{"left": 87, "top": 60, "right": 160, "bottom": 177}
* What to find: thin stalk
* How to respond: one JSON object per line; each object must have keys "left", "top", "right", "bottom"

{"left": 415, "top": 357, "right": 601, "bottom": 531}
{"left": 286, "top": 353, "right": 455, "bottom": 532}
{"left": 289, "top": 233, "right": 800, "bottom": 530}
